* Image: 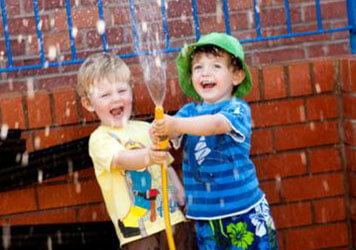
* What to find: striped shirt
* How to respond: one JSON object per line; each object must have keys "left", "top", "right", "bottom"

{"left": 174, "top": 98, "right": 264, "bottom": 220}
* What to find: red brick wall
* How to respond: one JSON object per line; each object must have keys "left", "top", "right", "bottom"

{"left": 0, "top": 0, "right": 355, "bottom": 249}
{"left": 0, "top": 57, "right": 355, "bottom": 249}
{"left": 341, "top": 58, "right": 356, "bottom": 248}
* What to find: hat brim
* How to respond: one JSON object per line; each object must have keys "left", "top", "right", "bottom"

{"left": 176, "top": 41, "right": 252, "bottom": 102}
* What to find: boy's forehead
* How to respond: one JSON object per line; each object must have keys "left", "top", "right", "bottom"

{"left": 89, "top": 78, "right": 131, "bottom": 92}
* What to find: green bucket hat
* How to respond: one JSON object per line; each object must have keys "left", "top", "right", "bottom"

{"left": 176, "top": 32, "right": 252, "bottom": 101}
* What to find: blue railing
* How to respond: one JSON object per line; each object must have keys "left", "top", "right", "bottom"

{"left": 0, "top": 0, "right": 355, "bottom": 73}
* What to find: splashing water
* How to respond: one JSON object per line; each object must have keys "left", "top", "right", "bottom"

{"left": 134, "top": 1, "right": 167, "bottom": 107}
{"left": 47, "top": 236, "right": 52, "bottom": 250}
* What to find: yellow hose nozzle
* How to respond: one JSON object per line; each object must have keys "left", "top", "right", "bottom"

{"left": 155, "top": 106, "right": 169, "bottom": 150}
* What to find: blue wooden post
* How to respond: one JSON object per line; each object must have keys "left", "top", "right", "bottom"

{"left": 347, "top": 0, "right": 356, "bottom": 54}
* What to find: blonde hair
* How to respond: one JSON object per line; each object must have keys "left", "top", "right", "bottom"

{"left": 77, "top": 53, "right": 131, "bottom": 97}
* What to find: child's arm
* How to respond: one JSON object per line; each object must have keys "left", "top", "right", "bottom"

{"left": 111, "top": 146, "right": 168, "bottom": 170}
{"left": 168, "top": 167, "right": 185, "bottom": 206}
{"left": 153, "top": 114, "right": 231, "bottom": 138}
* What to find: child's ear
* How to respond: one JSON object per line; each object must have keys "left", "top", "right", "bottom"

{"left": 233, "top": 70, "right": 246, "bottom": 86}
{"left": 81, "top": 97, "right": 94, "bottom": 112}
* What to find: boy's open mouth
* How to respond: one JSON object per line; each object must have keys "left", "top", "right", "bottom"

{"left": 110, "top": 106, "right": 124, "bottom": 116}
{"left": 201, "top": 80, "right": 216, "bottom": 89}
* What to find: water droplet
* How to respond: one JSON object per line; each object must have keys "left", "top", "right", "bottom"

{"left": 299, "top": 105, "right": 306, "bottom": 121}
{"left": 323, "top": 180, "right": 329, "bottom": 191}
{"left": 38, "top": 169, "right": 43, "bottom": 183}
{"left": 26, "top": 78, "right": 35, "bottom": 98}
{"left": 75, "top": 183, "right": 81, "bottom": 193}
{"left": 142, "top": 22, "right": 148, "bottom": 33}
{"left": 233, "top": 168, "right": 239, "bottom": 179}
{"left": 34, "top": 136, "right": 41, "bottom": 149}
{"left": 1, "top": 124, "right": 9, "bottom": 140}
{"left": 205, "top": 183, "right": 211, "bottom": 192}
{"left": 47, "top": 236, "right": 52, "bottom": 250}
{"left": 216, "top": 1, "right": 223, "bottom": 23}
{"left": 96, "top": 20, "right": 106, "bottom": 35}
{"left": 188, "top": 195, "right": 193, "bottom": 205}
{"left": 50, "top": 18, "right": 55, "bottom": 29}
{"left": 72, "top": 27, "right": 78, "bottom": 38}
{"left": 68, "top": 160, "right": 73, "bottom": 176}
{"left": 45, "top": 126, "right": 50, "bottom": 136}
{"left": 48, "top": 46, "right": 57, "bottom": 61}
{"left": 219, "top": 198, "right": 225, "bottom": 208}
{"left": 2, "top": 223, "right": 11, "bottom": 250}
{"left": 310, "top": 122, "right": 315, "bottom": 131}
{"left": 315, "top": 83, "right": 321, "bottom": 93}
{"left": 23, "top": 19, "right": 29, "bottom": 27}
{"left": 56, "top": 231, "right": 62, "bottom": 245}
{"left": 141, "top": 177, "right": 147, "bottom": 187}
{"left": 21, "top": 152, "right": 29, "bottom": 166}
{"left": 300, "top": 152, "right": 306, "bottom": 165}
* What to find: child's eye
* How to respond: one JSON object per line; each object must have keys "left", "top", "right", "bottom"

{"left": 192, "top": 65, "right": 202, "bottom": 71}
{"left": 100, "top": 93, "right": 110, "bottom": 98}
{"left": 213, "top": 64, "right": 222, "bottom": 69}
{"left": 118, "top": 89, "right": 127, "bottom": 93}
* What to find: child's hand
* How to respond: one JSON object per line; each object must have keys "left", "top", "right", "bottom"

{"left": 152, "top": 115, "right": 174, "bottom": 137}
{"left": 173, "top": 185, "right": 186, "bottom": 207}
{"left": 148, "top": 145, "right": 169, "bottom": 165}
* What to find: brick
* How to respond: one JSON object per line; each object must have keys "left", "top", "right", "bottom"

{"left": 3, "top": 0, "right": 20, "bottom": 16}
{"left": 350, "top": 173, "right": 356, "bottom": 197}
{"left": 167, "top": 0, "right": 193, "bottom": 18}
{"left": 340, "top": 59, "right": 352, "bottom": 92}
{"left": 309, "top": 148, "right": 342, "bottom": 173}
{"left": 288, "top": 62, "right": 312, "bottom": 96}
{"left": 164, "top": 79, "right": 185, "bottom": 113}
{"left": 256, "top": 48, "right": 305, "bottom": 65}
{"left": 52, "top": 87, "right": 79, "bottom": 125}
{"left": 274, "top": 121, "right": 339, "bottom": 150}
{"left": 26, "top": 90, "right": 52, "bottom": 128}
{"left": 37, "top": 179, "right": 103, "bottom": 209}
{"left": 78, "top": 203, "right": 110, "bottom": 222}
{"left": 244, "top": 67, "right": 260, "bottom": 102}
{"left": 281, "top": 173, "right": 344, "bottom": 202}
{"left": 167, "top": 20, "right": 193, "bottom": 39}
{"left": 0, "top": 92, "right": 26, "bottom": 129}
{"left": 44, "top": 0, "right": 75, "bottom": 10}
{"left": 343, "top": 94, "right": 356, "bottom": 119}
{"left": 345, "top": 146, "right": 356, "bottom": 172}
{"left": 251, "top": 99, "right": 305, "bottom": 128}
{"left": 344, "top": 121, "right": 356, "bottom": 146}
{"left": 109, "top": 7, "right": 131, "bottom": 25}
{"left": 33, "top": 124, "right": 96, "bottom": 150}
{"left": 313, "top": 197, "right": 346, "bottom": 223}
{"left": 198, "top": 16, "right": 226, "bottom": 34}
{"left": 0, "top": 188, "right": 37, "bottom": 215}
{"left": 285, "top": 223, "right": 348, "bottom": 250}
{"left": 9, "top": 209, "right": 76, "bottom": 226}
{"left": 260, "top": 181, "right": 281, "bottom": 204}
{"left": 313, "top": 59, "right": 335, "bottom": 93}
{"left": 271, "top": 202, "right": 312, "bottom": 229}
{"left": 306, "top": 95, "right": 338, "bottom": 121}
{"left": 254, "top": 152, "right": 307, "bottom": 181}
{"left": 132, "top": 82, "right": 155, "bottom": 116}
{"left": 250, "top": 129, "right": 273, "bottom": 155}
{"left": 262, "top": 65, "right": 286, "bottom": 100}
{"left": 351, "top": 199, "right": 356, "bottom": 221}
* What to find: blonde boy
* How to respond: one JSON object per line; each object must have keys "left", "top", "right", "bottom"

{"left": 77, "top": 53, "right": 192, "bottom": 249}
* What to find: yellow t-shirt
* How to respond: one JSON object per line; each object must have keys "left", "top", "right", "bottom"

{"left": 89, "top": 120, "right": 185, "bottom": 247}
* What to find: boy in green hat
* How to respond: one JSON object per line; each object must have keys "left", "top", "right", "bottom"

{"left": 152, "top": 32, "right": 278, "bottom": 249}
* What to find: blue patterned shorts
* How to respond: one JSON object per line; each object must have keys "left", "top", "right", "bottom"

{"left": 195, "top": 198, "right": 279, "bottom": 250}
